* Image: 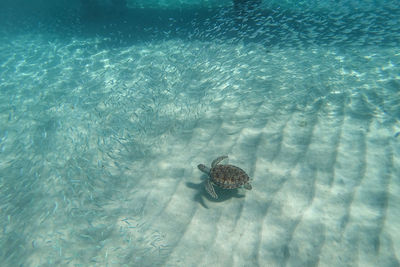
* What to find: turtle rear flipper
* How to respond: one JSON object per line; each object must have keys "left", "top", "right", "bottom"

{"left": 244, "top": 183, "right": 252, "bottom": 190}
{"left": 205, "top": 179, "right": 218, "bottom": 199}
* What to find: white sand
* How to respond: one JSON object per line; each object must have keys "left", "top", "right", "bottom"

{"left": 0, "top": 33, "right": 399, "bottom": 266}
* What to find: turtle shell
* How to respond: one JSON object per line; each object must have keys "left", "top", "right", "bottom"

{"left": 210, "top": 164, "right": 250, "bottom": 189}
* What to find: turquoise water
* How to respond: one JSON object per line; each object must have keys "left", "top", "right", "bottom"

{"left": 0, "top": 0, "right": 399, "bottom": 266}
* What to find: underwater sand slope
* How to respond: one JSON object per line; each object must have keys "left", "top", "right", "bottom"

{"left": 0, "top": 26, "right": 399, "bottom": 267}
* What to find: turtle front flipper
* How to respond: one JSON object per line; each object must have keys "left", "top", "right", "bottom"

{"left": 205, "top": 179, "right": 218, "bottom": 199}
{"left": 211, "top": 155, "right": 228, "bottom": 168}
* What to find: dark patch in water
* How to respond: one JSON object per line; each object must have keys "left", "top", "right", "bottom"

{"left": 1, "top": 0, "right": 400, "bottom": 48}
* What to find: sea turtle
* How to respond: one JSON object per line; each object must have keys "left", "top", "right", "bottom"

{"left": 198, "top": 155, "right": 252, "bottom": 199}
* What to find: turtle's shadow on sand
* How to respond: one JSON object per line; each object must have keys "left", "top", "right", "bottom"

{"left": 186, "top": 174, "right": 245, "bottom": 209}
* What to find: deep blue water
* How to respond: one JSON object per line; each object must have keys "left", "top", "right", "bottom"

{"left": 0, "top": 1, "right": 399, "bottom": 266}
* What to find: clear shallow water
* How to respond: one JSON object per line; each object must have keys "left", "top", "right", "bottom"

{"left": 0, "top": 1, "right": 400, "bottom": 266}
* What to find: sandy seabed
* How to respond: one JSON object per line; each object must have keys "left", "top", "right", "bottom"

{"left": 0, "top": 30, "right": 399, "bottom": 267}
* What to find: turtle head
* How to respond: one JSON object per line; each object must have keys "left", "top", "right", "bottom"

{"left": 197, "top": 164, "right": 210, "bottom": 174}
